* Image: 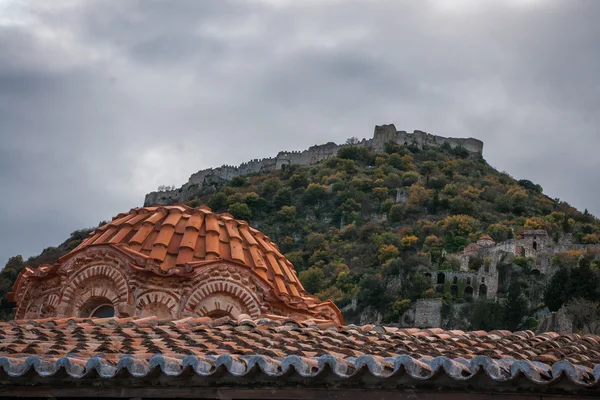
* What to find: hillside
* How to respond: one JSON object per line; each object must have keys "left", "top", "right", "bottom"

{"left": 3, "top": 131, "right": 600, "bottom": 330}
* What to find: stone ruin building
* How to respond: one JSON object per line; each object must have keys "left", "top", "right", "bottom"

{"left": 9, "top": 204, "right": 342, "bottom": 323}
{"left": 144, "top": 124, "right": 484, "bottom": 206}
{"left": 405, "top": 229, "right": 600, "bottom": 329}
{"left": 435, "top": 229, "right": 592, "bottom": 301}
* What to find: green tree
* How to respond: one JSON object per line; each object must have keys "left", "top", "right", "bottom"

{"left": 566, "top": 265, "right": 600, "bottom": 303}
{"left": 487, "top": 223, "right": 511, "bottom": 243}
{"left": 337, "top": 146, "right": 374, "bottom": 164}
{"left": 290, "top": 173, "right": 309, "bottom": 189}
{"left": 387, "top": 154, "right": 411, "bottom": 170}
{"left": 229, "top": 176, "right": 249, "bottom": 187}
{"left": 278, "top": 205, "right": 297, "bottom": 222}
{"left": 468, "top": 300, "right": 506, "bottom": 331}
{"left": 544, "top": 267, "right": 569, "bottom": 311}
{"left": 303, "top": 183, "right": 328, "bottom": 205}
{"left": 208, "top": 192, "right": 228, "bottom": 212}
{"left": 261, "top": 178, "right": 282, "bottom": 197}
{"left": 358, "top": 275, "right": 392, "bottom": 310}
{"left": 273, "top": 187, "right": 292, "bottom": 209}
{"left": 299, "top": 267, "right": 325, "bottom": 293}
{"left": 405, "top": 273, "right": 433, "bottom": 300}
{"left": 389, "top": 204, "right": 403, "bottom": 223}
{"left": 227, "top": 202, "right": 252, "bottom": 220}
{"left": 504, "top": 281, "right": 528, "bottom": 330}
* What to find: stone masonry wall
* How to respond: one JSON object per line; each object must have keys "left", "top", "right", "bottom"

{"left": 144, "top": 124, "right": 484, "bottom": 206}
{"left": 413, "top": 298, "right": 443, "bottom": 328}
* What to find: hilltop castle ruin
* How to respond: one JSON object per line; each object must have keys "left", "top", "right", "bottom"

{"left": 144, "top": 124, "right": 484, "bottom": 206}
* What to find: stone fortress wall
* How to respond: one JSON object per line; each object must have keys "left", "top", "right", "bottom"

{"left": 144, "top": 124, "right": 484, "bottom": 206}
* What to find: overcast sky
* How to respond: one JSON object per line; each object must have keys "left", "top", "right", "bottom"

{"left": 0, "top": 0, "right": 599, "bottom": 266}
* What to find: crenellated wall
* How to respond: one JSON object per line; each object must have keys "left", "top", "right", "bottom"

{"left": 144, "top": 124, "right": 484, "bottom": 206}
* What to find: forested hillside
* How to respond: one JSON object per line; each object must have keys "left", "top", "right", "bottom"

{"left": 3, "top": 141, "right": 600, "bottom": 329}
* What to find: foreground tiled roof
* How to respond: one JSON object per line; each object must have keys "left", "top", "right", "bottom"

{"left": 1, "top": 316, "right": 600, "bottom": 391}
{"left": 66, "top": 205, "right": 306, "bottom": 298}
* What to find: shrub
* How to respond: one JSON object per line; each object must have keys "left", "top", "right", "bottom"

{"left": 378, "top": 244, "right": 399, "bottom": 262}
{"left": 278, "top": 205, "right": 297, "bottom": 222}
{"left": 261, "top": 178, "right": 282, "bottom": 197}
{"left": 208, "top": 192, "right": 228, "bottom": 212}
{"left": 227, "top": 202, "right": 252, "bottom": 220}
{"left": 299, "top": 267, "right": 326, "bottom": 293}
{"left": 229, "top": 176, "right": 249, "bottom": 187}
{"left": 290, "top": 173, "right": 309, "bottom": 189}
{"left": 389, "top": 204, "right": 403, "bottom": 222}
{"left": 402, "top": 171, "right": 421, "bottom": 186}
{"left": 303, "top": 183, "right": 328, "bottom": 205}
{"left": 273, "top": 187, "right": 292, "bottom": 209}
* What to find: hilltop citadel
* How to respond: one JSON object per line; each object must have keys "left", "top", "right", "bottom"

{"left": 144, "top": 124, "right": 483, "bottom": 206}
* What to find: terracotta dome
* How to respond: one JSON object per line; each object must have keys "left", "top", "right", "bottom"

{"left": 70, "top": 205, "right": 305, "bottom": 298}
{"left": 478, "top": 235, "right": 494, "bottom": 242}
{"left": 11, "top": 205, "right": 342, "bottom": 323}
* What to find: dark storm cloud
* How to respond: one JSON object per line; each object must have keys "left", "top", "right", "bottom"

{"left": 0, "top": 0, "right": 599, "bottom": 266}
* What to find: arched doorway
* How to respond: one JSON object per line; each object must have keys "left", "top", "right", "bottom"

{"left": 437, "top": 273, "right": 445, "bottom": 284}
{"left": 464, "top": 286, "right": 474, "bottom": 300}
{"left": 479, "top": 284, "right": 488, "bottom": 299}
{"left": 450, "top": 285, "right": 458, "bottom": 297}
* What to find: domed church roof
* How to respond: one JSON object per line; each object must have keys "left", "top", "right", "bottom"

{"left": 69, "top": 205, "right": 305, "bottom": 298}
{"left": 478, "top": 234, "right": 495, "bottom": 242}
{"left": 11, "top": 205, "right": 342, "bottom": 323}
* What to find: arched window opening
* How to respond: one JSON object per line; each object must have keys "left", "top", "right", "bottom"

{"left": 533, "top": 241, "right": 538, "bottom": 250}
{"left": 452, "top": 276, "right": 458, "bottom": 284}
{"left": 79, "top": 296, "right": 115, "bottom": 318}
{"left": 90, "top": 304, "right": 115, "bottom": 318}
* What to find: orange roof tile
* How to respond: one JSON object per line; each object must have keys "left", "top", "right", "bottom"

{"left": 62, "top": 205, "right": 310, "bottom": 300}
{"left": 0, "top": 316, "right": 599, "bottom": 388}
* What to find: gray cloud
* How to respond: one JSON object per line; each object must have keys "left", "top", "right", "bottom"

{"left": 0, "top": 0, "right": 599, "bottom": 265}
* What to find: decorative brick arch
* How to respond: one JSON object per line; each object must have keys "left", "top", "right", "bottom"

{"left": 136, "top": 290, "right": 179, "bottom": 318}
{"left": 58, "top": 263, "right": 130, "bottom": 317}
{"left": 184, "top": 280, "right": 261, "bottom": 318}
{"left": 23, "top": 293, "right": 60, "bottom": 319}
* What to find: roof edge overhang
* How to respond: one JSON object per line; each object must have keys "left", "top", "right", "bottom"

{"left": 0, "top": 359, "right": 596, "bottom": 398}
